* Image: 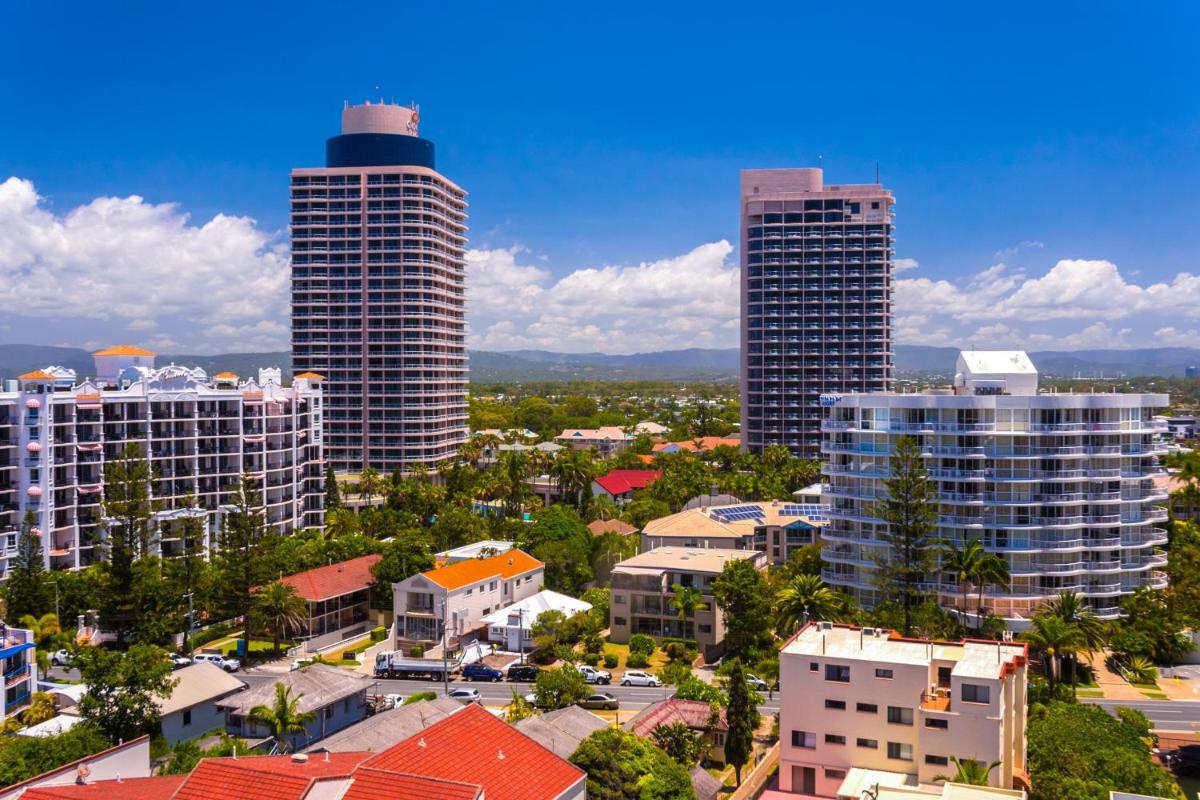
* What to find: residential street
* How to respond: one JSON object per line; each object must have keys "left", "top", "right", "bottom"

{"left": 1086, "top": 697, "right": 1200, "bottom": 728}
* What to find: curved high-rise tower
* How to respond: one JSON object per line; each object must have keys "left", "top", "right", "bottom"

{"left": 291, "top": 102, "right": 468, "bottom": 472}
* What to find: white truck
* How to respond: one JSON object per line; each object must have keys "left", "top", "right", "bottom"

{"left": 374, "top": 651, "right": 458, "bottom": 681}
{"left": 576, "top": 664, "right": 612, "bottom": 685}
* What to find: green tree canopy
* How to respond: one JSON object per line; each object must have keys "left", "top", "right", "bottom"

{"left": 75, "top": 644, "right": 177, "bottom": 743}
{"left": 533, "top": 665, "right": 589, "bottom": 710}
{"left": 712, "top": 558, "right": 773, "bottom": 663}
{"left": 3, "top": 510, "right": 50, "bottom": 623}
{"left": 570, "top": 727, "right": 697, "bottom": 800}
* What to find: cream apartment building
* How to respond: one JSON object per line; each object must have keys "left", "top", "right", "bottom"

{"left": 392, "top": 549, "right": 544, "bottom": 648}
{"left": 778, "top": 622, "right": 1027, "bottom": 798}
{"left": 640, "top": 500, "right": 828, "bottom": 565}
{"left": 609, "top": 547, "right": 766, "bottom": 661}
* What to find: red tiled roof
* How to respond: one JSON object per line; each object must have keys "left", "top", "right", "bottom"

{"left": 343, "top": 768, "right": 481, "bottom": 800}
{"left": 626, "top": 698, "right": 728, "bottom": 738}
{"left": 21, "top": 776, "right": 185, "bottom": 800}
{"left": 651, "top": 437, "right": 741, "bottom": 453}
{"left": 363, "top": 703, "right": 584, "bottom": 800}
{"left": 421, "top": 549, "right": 543, "bottom": 591}
{"left": 170, "top": 753, "right": 372, "bottom": 800}
{"left": 279, "top": 554, "right": 383, "bottom": 601}
{"left": 593, "top": 469, "right": 662, "bottom": 496}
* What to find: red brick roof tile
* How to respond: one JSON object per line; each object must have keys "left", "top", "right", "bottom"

{"left": 626, "top": 698, "right": 728, "bottom": 738}
{"left": 342, "top": 768, "right": 481, "bottom": 800}
{"left": 279, "top": 554, "right": 382, "bottom": 601}
{"left": 363, "top": 703, "right": 584, "bottom": 800}
{"left": 21, "top": 776, "right": 185, "bottom": 800}
{"left": 170, "top": 753, "right": 372, "bottom": 800}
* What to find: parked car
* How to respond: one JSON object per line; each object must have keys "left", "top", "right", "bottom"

{"left": 745, "top": 674, "right": 769, "bottom": 691}
{"left": 577, "top": 692, "right": 620, "bottom": 710}
{"left": 449, "top": 688, "right": 482, "bottom": 705}
{"left": 50, "top": 649, "right": 72, "bottom": 667}
{"left": 462, "top": 662, "right": 504, "bottom": 682}
{"left": 506, "top": 663, "right": 541, "bottom": 682}
{"left": 577, "top": 665, "right": 612, "bottom": 685}
{"left": 620, "top": 670, "right": 661, "bottom": 687}
{"left": 194, "top": 653, "right": 240, "bottom": 672}
{"left": 168, "top": 654, "right": 193, "bottom": 670}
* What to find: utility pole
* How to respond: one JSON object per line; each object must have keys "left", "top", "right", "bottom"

{"left": 440, "top": 596, "right": 449, "bottom": 697}
{"left": 183, "top": 592, "right": 194, "bottom": 655}
{"left": 517, "top": 607, "right": 525, "bottom": 665}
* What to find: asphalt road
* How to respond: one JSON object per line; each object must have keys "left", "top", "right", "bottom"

{"left": 1086, "top": 697, "right": 1200, "bottom": 727}
{"left": 238, "top": 669, "right": 782, "bottom": 715}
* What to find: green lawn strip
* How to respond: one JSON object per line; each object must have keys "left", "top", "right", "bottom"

{"left": 1141, "top": 691, "right": 1169, "bottom": 700}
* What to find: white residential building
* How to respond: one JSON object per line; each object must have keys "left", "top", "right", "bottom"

{"left": 0, "top": 347, "right": 324, "bottom": 577}
{"left": 778, "top": 622, "right": 1027, "bottom": 798}
{"left": 482, "top": 589, "right": 592, "bottom": 651}
{"left": 641, "top": 500, "right": 829, "bottom": 565}
{"left": 821, "top": 351, "right": 1169, "bottom": 625}
{"left": 555, "top": 426, "right": 633, "bottom": 457}
{"left": 392, "top": 549, "right": 544, "bottom": 648}
{"left": 0, "top": 624, "right": 35, "bottom": 725}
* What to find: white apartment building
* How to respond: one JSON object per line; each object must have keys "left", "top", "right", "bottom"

{"left": 778, "top": 622, "right": 1027, "bottom": 798}
{"left": 0, "top": 346, "right": 324, "bottom": 576}
{"left": 821, "top": 351, "right": 1169, "bottom": 625}
{"left": 392, "top": 549, "right": 544, "bottom": 648}
{"left": 555, "top": 427, "right": 633, "bottom": 457}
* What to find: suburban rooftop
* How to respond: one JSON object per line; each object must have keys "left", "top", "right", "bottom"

{"left": 782, "top": 622, "right": 1027, "bottom": 681}
{"left": 612, "top": 546, "right": 763, "bottom": 574}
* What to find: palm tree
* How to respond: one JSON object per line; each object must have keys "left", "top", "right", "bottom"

{"left": 254, "top": 581, "right": 308, "bottom": 656}
{"left": 1124, "top": 654, "right": 1159, "bottom": 685}
{"left": 247, "top": 682, "right": 316, "bottom": 754}
{"left": 1040, "top": 591, "right": 1105, "bottom": 690}
{"left": 358, "top": 467, "right": 381, "bottom": 506}
{"left": 941, "top": 538, "right": 984, "bottom": 624}
{"left": 19, "top": 613, "right": 62, "bottom": 680}
{"left": 932, "top": 756, "right": 1001, "bottom": 786}
{"left": 774, "top": 574, "right": 843, "bottom": 634}
{"left": 973, "top": 551, "right": 1010, "bottom": 620}
{"left": 670, "top": 584, "right": 709, "bottom": 639}
{"left": 550, "top": 450, "right": 596, "bottom": 509}
{"left": 1019, "top": 614, "right": 1083, "bottom": 692}
{"left": 323, "top": 507, "right": 360, "bottom": 540}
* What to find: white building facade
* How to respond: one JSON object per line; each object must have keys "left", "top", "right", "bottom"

{"left": 821, "top": 351, "right": 1169, "bottom": 625}
{"left": 0, "top": 347, "right": 324, "bottom": 577}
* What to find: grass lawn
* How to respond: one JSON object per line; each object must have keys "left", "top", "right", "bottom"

{"left": 1142, "top": 691, "right": 1169, "bottom": 700}
{"left": 1074, "top": 688, "right": 1104, "bottom": 698}
{"left": 601, "top": 642, "right": 670, "bottom": 676}
{"left": 1130, "top": 681, "right": 1161, "bottom": 691}
{"left": 206, "top": 635, "right": 295, "bottom": 659}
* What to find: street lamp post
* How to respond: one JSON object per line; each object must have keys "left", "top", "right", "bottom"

{"left": 440, "top": 596, "right": 449, "bottom": 697}
{"left": 183, "top": 592, "right": 195, "bottom": 655}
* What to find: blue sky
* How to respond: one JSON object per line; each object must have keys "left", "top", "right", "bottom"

{"left": 1, "top": 2, "right": 1197, "bottom": 353}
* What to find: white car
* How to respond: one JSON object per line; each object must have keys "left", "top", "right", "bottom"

{"left": 168, "top": 654, "right": 193, "bottom": 670}
{"left": 620, "top": 670, "right": 661, "bottom": 687}
{"left": 193, "top": 653, "right": 240, "bottom": 672}
{"left": 448, "top": 688, "right": 481, "bottom": 705}
{"left": 50, "top": 649, "right": 72, "bottom": 667}
{"left": 746, "top": 674, "right": 769, "bottom": 691}
{"left": 576, "top": 665, "right": 612, "bottom": 685}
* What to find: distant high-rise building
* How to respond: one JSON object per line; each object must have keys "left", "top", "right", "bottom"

{"left": 291, "top": 102, "right": 468, "bottom": 473}
{"left": 739, "top": 168, "right": 895, "bottom": 458}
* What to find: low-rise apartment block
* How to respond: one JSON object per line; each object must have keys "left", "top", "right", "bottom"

{"left": 0, "top": 624, "right": 35, "bottom": 724}
{"left": 641, "top": 500, "right": 828, "bottom": 565}
{"left": 0, "top": 347, "right": 324, "bottom": 578}
{"left": 609, "top": 546, "right": 766, "bottom": 661}
{"left": 555, "top": 426, "right": 633, "bottom": 457}
{"left": 778, "top": 622, "right": 1027, "bottom": 798}
{"left": 392, "top": 549, "right": 543, "bottom": 648}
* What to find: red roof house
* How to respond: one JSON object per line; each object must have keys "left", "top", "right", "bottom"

{"left": 592, "top": 469, "right": 662, "bottom": 503}
{"left": 275, "top": 554, "right": 383, "bottom": 651}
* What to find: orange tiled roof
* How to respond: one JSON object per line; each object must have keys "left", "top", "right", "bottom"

{"left": 278, "top": 554, "right": 382, "bottom": 601}
{"left": 91, "top": 345, "right": 156, "bottom": 357}
{"left": 343, "top": 768, "right": 482, "bottom": 800}
{"left": 171, "top": 753, "right": 372, "bottom": 800}
{"left": 21, "top": 776, "right": 185, "bottom": 800}
{"left": 363, "top": 703, "right": 584, "bottom": 800}
{"left": 19, "top": 370, "right": 56, "bottom": 381}
{"left": 651, "top": 436, "right": 741, "bottom": 453}
{"left": 294, "top": 372, "right": 325, "bottom": 380}
{"left": 214, "top": 371, "right": 240, "bottom": 380}
{"left": 421, "top": 549, "right": 542, "bottom": 591}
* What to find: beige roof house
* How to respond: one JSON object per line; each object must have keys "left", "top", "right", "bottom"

{"left": 216, "top": 664, "right": 369, "bottom": 717}
{"left": 157, "top": 663, "right": 245, "bottom": 717}
{"left": 308, "top": 696, "right": 465, "bottom": 753}
{"left": 513, "top": 705, "right": 608, "bottom": 758}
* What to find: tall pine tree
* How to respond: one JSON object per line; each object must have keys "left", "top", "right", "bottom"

{"left": 99, "top": 443, "right": 156, "bottom": 644}
{"left": 3, "top": 510, "right": 50, "bottom": 622}
{"left": 724, "top": 658, "right": 760, "bottom": 786}
{"left": 324, "top": 464, "right": 341, "bottom": 511}
{"left": 871, "top": 435, "right": 940, "bottom": 636}
{"left": 214, "top": 475, "right": 272, "bottom": 651}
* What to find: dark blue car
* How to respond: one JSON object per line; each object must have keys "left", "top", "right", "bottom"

{"left": 461, "top": 662, "right": 503, "bottom": 682}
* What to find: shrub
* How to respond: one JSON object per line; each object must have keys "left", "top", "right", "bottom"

{"left": 663, "top": 642, "right": 688, "bottom": 662}
{"left": 659, "top": 660, "right": 692, "bottom": 685}
{"left": 603, "top": 654, "right": 619, "bottom": 669}
{"left": 626, "top": 652, "right": 650, "bottom": 669}
{"left": 403, "top": 691, "right": 437, "bottom": 705}
{"left": 189, "top": 623, "right": 235, "bottom": 649}
{"left": 554, "top": 644, "right": 577, "bottom": 664}
{"left": 661, "top": 637, "right": 699, "bottom": 651}
{"left": 582, "top": 652, "right": 599, "bottom": 667}
{"left": 370, "top": 626, "right": 388, "bottom": 643}
{"left": 629, "top": 634, "right": 656, "bottom": 656}
{"left": 408, "top": 645, "right": 424, "bottom": 658}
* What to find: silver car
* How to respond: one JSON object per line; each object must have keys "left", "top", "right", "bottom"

{"left": 620, "top": 670, "right": 661, "bottom": 687}
{"left": 449, "top": 688, "right": 482, "bottom": 705}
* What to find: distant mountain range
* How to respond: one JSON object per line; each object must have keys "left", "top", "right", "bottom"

{"left": 1, "top": 342, "right": 1197, "bottom": 385}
